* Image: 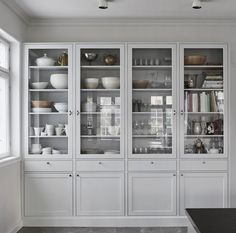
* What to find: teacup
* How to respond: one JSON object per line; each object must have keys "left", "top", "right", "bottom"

{"left": 34, "top": 127, "right": 44, "bottom": 136}
{"left": 45, "top": 124, "right": 55, "bottom": 135}
{"left": 55, "top": 127, "right": 65, "bottom": 136}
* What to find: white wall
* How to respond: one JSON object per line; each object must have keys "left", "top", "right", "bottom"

{"left": 26, "top": 21, "right": 236, "bottom": 207}
{"left": 0, "top": 1, "right": 27, "bottom": 41}
{"left": 0, "top": 162, "right": 22, "bottom": 233}
{"left": 0, "top": 2, "right": 26, "bottom": 233}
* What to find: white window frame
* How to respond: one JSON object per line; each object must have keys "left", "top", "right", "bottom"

{"left": 0, "top": 37, "right": 10, "bottom": 158}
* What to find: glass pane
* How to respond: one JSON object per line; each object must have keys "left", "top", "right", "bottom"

{"left": 80, "top": 48, "right": 121, "bottom": 155}
{"left": 0, "top": 78, "right": 8, "bottom": 154}
{"left": 28, "top": 49, "right": 69, "bottom": 155}
{"left": 184, "top": 48, "right": 224, "bottom": 155}
{"left": 0, "top": 40, "right": 9, "bottom": 71}
{"left": 132, "top": 48, "right": 173, "bottom": 155}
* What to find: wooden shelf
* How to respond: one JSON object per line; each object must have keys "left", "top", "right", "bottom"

{"left": 184, "top": 65, "right": 223, "bottom": 69}
{"left": 81, "top": 65, "right": 120, "bottom": 69}
{"left": 184, "top": 88, "right": 223, "bottom": 91}
{"left": 133, "top": 88, "right": 172, "bottom": 91}
{"left": 29, "top": 89, "right": 68, "bottom": 92}
{"left": 29, "top": 66, "right": 68, "bottom": 69}
{"left": 185, "top": 135, "right": 224, "bottom": 138}
{"left": 29, "top": 136, "right": 68, "bottom": 138}
{"left": 81, "top": 89, "right": 120, "bottom": 92}
{"left": 133, "top": 65, "right": 172, "bottom": 69}
{"left": 29, "top": 112, "right": 68, "bottom": 115}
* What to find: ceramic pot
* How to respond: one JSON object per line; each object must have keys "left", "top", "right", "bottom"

{"left": 36, "top": 53, "right": 55, "bottom": 66}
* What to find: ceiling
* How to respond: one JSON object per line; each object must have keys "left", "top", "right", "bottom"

{"left": 2, "top": 0, "right": 236, "bottom": 23}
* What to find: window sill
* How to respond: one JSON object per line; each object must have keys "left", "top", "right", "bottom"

{"left": 0, "top": 156, "right": 21, "bottom": 168}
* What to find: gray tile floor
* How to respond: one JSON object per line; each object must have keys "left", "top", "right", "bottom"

{"left": 17, "top": 227, "right": 187, "bottom": 233}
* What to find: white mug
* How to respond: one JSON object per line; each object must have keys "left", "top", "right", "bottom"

{"left": 34, "top": 127, "right": 44, "bottom": 136}
{"left": 31, "top": 144, "right": 42, "bottom": 154}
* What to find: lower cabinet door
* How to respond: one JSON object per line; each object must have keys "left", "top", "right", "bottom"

{"left": 128, "top": 173, "right": 177, "bottom": 216}
{"left": 24, "top": 173, "right": 73, "bottom": 216}
{"left": 76, "top": 173, "right": 124, "bottom": 216}
{"left": 180, "top": 173, "right": 228, "bottom": 215}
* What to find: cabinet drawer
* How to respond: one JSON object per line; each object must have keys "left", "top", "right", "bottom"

{"left": 180, "top": 160, "right": 227, "bottom": 171}
{"left": 76, "top": 160, "right": 124, "bottom": 172}
{"left": 128, "top": 160, "right": 176, "bottom": 171}
{"left": 24, "top": 161, "right": 73, "bottom": 172}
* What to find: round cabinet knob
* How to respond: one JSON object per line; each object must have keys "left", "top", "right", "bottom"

{"left": 173, "top": 174, "right": 176, "bottom": 176}
{"left": 69, "top": 110, "right": 73, "bottom": 116}
{"left": 150, "top": 161, "right": 154, "bottom": 165}
{"left": 69, "top": 174, "right": 72, "bottom": 177}
{"left": 98, "top": 162, "right": 102, "bottom": 165}
{"left": 77, "top": 174, "right": 79, "bottom": 177}
{"left": 46, "top": 162, "right": 50, "bottom": 165}
{"left": 202, "top": 161, "right": 206, "bottom": 164}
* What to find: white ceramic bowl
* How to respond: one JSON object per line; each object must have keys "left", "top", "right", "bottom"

{"left": 50, "top": 74, "right": 68, "bottom": 89}
{"left": 101, "top": 77, "right": 120, "bottom": 89}
{"left": 31, "top": 82, "right": 48, "bottom": 89}
{"left": 54, "top": 103, "right": 68, "bottom": 112}
{"left": 82, "top": 102, "right": 97, "bottom": 112}
{"left": 84, "top": 78, "right": 99, "bottom": 89}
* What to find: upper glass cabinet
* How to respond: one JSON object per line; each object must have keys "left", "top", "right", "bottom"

{"left": 128, "top": 44, "right": 177, "bottom": 158}
{"left": 180, "top": 44, "right": 227, "bottom": 158}
{"left": 25, "top": 45, "right": 73, "bottom": 158}
{"left": 76, "top": 44, "right": 125, "bottom": 158}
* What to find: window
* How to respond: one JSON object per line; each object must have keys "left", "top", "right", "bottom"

{"left": 0, "top": 38, "right": 10, "bottom": 157}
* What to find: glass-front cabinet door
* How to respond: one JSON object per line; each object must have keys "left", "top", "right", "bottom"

{"left": 76, "top": 44, "right": 125, "bottom": 158}
{"left": 25, "top": 44, "right": 73, "bottom": 158}
{"left": 128, "top": 44, "right": 177, "bottom": 158}
{"left": 180, "top": 44, "right": 227, "bottom": 158}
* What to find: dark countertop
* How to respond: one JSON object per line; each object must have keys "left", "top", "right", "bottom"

{"left": 186, "top": 208, "right": 236, "bottom": 233}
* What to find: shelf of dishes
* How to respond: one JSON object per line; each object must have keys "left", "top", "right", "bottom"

{"left": 132, "top": 78, "right": 172, "bottom": 89}
{"left": 30, "top": 101, "right": 68, "bottom": 113}
{"left": 82, "top": 77, "right": 120, "bottom": 90}
{"left": 30, "top": 143, "right": 68, "bottom": 155}
{"left": 30, "top": 124, "right": 68, "bottom": 137}
{"left": 132, "top": 57, "right": 172, "bottom": 66}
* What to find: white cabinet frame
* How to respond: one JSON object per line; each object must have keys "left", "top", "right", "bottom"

{"left": 75, "top": 43, "right": 126, "bottom": 159}
{"left": 127, "top": 43, "right": 177, "bottom": 158}
{"left": 179, "top": 43, "right": 228, "bottom": 159}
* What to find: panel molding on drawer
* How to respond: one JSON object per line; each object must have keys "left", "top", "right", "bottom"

{"left": 24, "top": 161, "right": 73, "bottom": 172}
{"left": 76, "top": 160, "right": 124, "bottom": 172}
{"left": 128, "top": 160, "right": 176, "bottom": 171}
{"left": 180, "top": 160, "right": 228, "bottom": 171}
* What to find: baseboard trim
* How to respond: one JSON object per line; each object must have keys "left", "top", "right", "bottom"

{"left": 7, "top": 220, "right": 23, "bottom": 233}
{"left": 23, "top": 216, "right": 188, "bottom": 227}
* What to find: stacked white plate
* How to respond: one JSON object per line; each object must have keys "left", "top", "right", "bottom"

{"left": 32, "top": 108, "right": 52, "bottom": 113}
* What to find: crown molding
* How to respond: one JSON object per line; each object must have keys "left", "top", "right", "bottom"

{"left": 29, "top": 17, "right": 236, "bottom": 27}
{"left": 1, "top": 0, "right": 30, "bottom": 24}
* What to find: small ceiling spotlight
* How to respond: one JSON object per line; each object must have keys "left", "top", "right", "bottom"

{"left": 192, "top": 0, "right": 202, "bottom": 9}
{"left": 98, "top": 0, "right": 108, "bottom": 9}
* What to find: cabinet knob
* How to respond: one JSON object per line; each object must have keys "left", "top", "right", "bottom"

{"left": 98, "top": 162, "right": 102, "bottom": 165}
{"left": 181, "top": 174, "right": 184, "bottom": 176}
{"left": 180, "top": 110, "right": 184, "bottom": 115}
{"left": 77, "top": 110, "right": 80, "bottom": 116}
{"left": 46, "top": 162, "right": 51, "bottom": 165}
{"left": 173, "top": 110, "right": 176, "bottom": 116}
{"left": 69, "top": 174, "right": 72, "bottom": 177}
{"left": 202, "top": 161, "right": 206, "bottom": 164}
{"left": 150, "top": 161, "right": 154, "bottom": 164}
{"left": 173, "top": 174, "right": 176, "bottom": 176}
{"left": 69, "top": 110, "right": 73, "bottom": 116}
{"left": 77, "top": 174, "right": 80, "bottom": 177}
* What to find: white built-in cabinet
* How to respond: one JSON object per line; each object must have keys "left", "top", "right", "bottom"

{"left": 23, "top": 43, "right": 229, "bottom": 220}
{"left": 76, "top": 173, "right": 124, "bottom": 215}
{"left": 180, "top": 172, "right": 228, "bottom": 215}
{"left": 128, "top": 173, "right": 176, "bottom": 215}
{"left": 24, "top": 173, "right": 73, "bottom": 216}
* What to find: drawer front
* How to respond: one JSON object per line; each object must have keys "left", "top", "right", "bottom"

{"left": 76, "top": 160, "right": 124, "bottom": 172}
{"left": 128, "top": 160, "right": 176, "bottom": 171}
{"left": 180, "top": 160, "right": 228, "bottom": 171}
{"left": 24, "top": 161, "right": 73, "bottom": 172}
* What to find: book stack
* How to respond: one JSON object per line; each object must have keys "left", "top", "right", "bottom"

{"left": 186, "top": 91, "right": 219, "bottom": 112}
{"left": 202, "top": 75, "right": 223, "bottom": 89}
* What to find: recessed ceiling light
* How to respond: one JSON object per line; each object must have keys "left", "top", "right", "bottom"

{"left": 98, "top": 0, "right": 108, "bottom": 9}
{"left": 192, "top": 0, "right": 202, "bottom": 9}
